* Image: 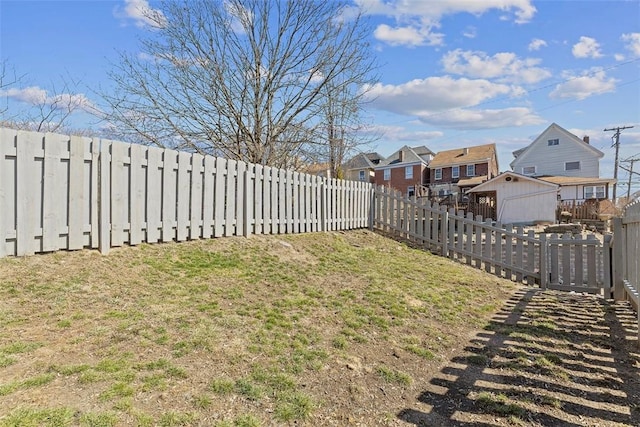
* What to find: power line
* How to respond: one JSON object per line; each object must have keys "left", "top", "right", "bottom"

{"left": 604, "top": 125, "right": 635, "bottom": 200}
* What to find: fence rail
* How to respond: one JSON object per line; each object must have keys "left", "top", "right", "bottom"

{"left": 0, "top": 129, "right": 373, "bottom": 257}
{"left": 373, "top": 186, "right": 610, "bottom": 295}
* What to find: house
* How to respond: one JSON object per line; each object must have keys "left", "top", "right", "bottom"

{"left": 537, "top": 176, "right": 616, "bottom": 203}
{"left": 343, "top": 152, "right": 384, "bottom": 183}
{"left": 428, "top": 143, "right": 499, "bottom": 197}
{"left": 467, "top": 171, "right": 559, "bottom": 224}
{"left": 301, "top": 162, "right": 331, "bottom": 178}
{"left": 510, "top": 123, "right": 603, "bottom": 179}
{"left": 374, "top": 145, "right": 435, "bottom": 196}
{"left": 510, "top": 123, "right": 615, "bottom": 201}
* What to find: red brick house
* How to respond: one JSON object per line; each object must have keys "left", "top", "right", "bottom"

{"left": 428, "top": 143, "right": 499, "bottom": 197}
{"left": 373, "top": 146, "right": 434, "bottom": 196}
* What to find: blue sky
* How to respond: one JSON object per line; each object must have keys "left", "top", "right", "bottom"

{"left": 2, "top": 0, "right": 640, "bottom": 195}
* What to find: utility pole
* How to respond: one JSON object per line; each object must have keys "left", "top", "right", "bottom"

{"left": 620, "top": 157, "right": 640, "bottom": 200}
{"left": 604, "top": 125, "right": 634, "bottom": 201}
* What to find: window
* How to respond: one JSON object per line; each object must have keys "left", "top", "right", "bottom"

{"left": 434, "top": 168, "right": 442, "bottom": 180}
{"left": 522, "top": 166, "right": 536, "bottom": 175}
{"left": 358, "top": 170, "right": 365, "bottom": 181}
{"left": 548, "top": 138, "right": 559, "bottom": 146}
{"left": 383, "top": 168, "right": 390, "bottom": 181}
{"left": 466, "top": 164, "right": 475, "bottom": 176}
{"left": 407, "top": 186, "right": 415, "bottom": 197}
{"left": 584, "top": 185, "right": 605, "bottom": 199}
{"left": 565, "top": 161, "right": 580, "bottom": 171}
{"left": 405, "top": 166, "right": 413, "bottom": 179}
{"left": 452, "top": 165, "right": 459, "bottom": 178}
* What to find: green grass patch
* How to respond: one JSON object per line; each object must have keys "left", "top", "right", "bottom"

{"left": 376, "top": 365, "right": 412, "bottom": 386}
{"left": 79, "top": 412, "right": 119, "bottom": 427}
{"left": 476, "top": 392, "right": 527, "bottom": 418}
{"left": 1, "top": 341, "right": 43, "bottom": 355}
{"left": 0, "top": 373, "right": 55, "bottom": 396}
{"left": 210, "top": 378, "right": 235, "bottom": 395}
{"left": 404, "top": 344, "right": 436, "bottom": 360}
{"left": 158, "top": 411, "right": 196, "bottom": 426}
{"left": 0, "top": 407, "right": 74, "bottom": 427}
{"left": 274, "top": 391, "right": 314, "bottom": 422}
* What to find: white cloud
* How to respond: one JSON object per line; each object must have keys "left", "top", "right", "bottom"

{"left": 549, "top": 69, "right": 617, "bottom": 100}
{"left": 572, "top": 36, "right": 603, "bottom": 59}
{"left": 463, "top": 26, "right": 477, "bottom": 39}
{"left": 441, "top": 49, "right": 551, "bottom": 84}
{"left": 1, "top": 86, "right": 95, "bottom": 112}
{"left": 371, "top": 124, "right": 444, "bottom": 141}
{"left": 621, "top": 33, "right": 640, "bottom": 57}
{"left": 417, "top": 107, "right": 544, "bottom": 129}
{"left": 614, "top": 53, "right": 625, "bottom": 61}
{"left": 528, "top": 38, "right": 547, "bottom": 51}
{"left": 356, "top": 0, "right": 536, "bottom": 47}
{"left": 2, "top": 86, "right": 47, "bottom": 104}
{"left": 363, "top": 76, "right": 519, "bottom": 115}
{"left": 116, "top": 0, "right": 165, "bottom": 28}
{"left": 373, "top": 23, "right": 443, "bottom": 47}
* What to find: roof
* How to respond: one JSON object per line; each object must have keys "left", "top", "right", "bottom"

{"left": 376, "top": 145, "right": 434, "bottom": 168}
{"left": 429, "top": 143, "right": 496, "bottom": 168}
{"left": 457, "top": 175, "right": 489, "bottom": 187}
{"left": 510, "top": 123, "right": 604, "bottom": 167}
{"left": 468, "top": 171, "right": 558, "bottom": 193}
{"left": 344, "top": 152, "right": 384, "bottom": 170}
{"left": 302, "top": 162, "right": 330, "bottom": 175}
{"left": 538, "top": 176, "right": 617, "bottom": 186}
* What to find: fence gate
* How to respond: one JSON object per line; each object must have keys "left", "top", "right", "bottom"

{"left": 544, "top": 233, "right": 610, "bottom": 295}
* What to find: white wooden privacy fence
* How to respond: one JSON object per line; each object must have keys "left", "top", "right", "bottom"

{"left": 0, "top": 129, "right": 373, "bottom": 257}
{"left": 612, "top": 200, "right": 640, "bottom": 341}
{"left": 373, "top": 186, "right": 611, "bottom": 295}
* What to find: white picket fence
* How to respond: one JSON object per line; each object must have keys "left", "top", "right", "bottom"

{"left": 0, "top": 129, "right": 373, "bottom": 257}
{"left": 373, "top": 186, "right": 611, "bottom": 294}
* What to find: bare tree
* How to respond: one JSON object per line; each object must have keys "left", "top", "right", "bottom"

{"left": 318, "top": 74, "right": 379, "bottom": 178}
{"left": 101, "top": 0, "right": 377, "bottom": 169}
{"left": 0, "top": 65, "right": 93, "bottom": 134}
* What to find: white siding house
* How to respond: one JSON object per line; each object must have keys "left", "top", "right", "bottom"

{"left": 468, "top": 172, "right": 559, "bottom": 224}
{"left": 510, "top": 123, "right": 603, "bottom": 178}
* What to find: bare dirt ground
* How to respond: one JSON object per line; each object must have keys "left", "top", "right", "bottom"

{"left": 0, "top": 230, "right": 638, "bottom": 426}
{"left": 398, "top": 289, "right": 640, "bottom": 426}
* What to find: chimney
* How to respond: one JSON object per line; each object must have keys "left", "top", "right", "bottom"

{"left": 583, "top": 135, "right": 590, "bottom": 144}
{"left": 398, "top": 150, "right": 404, "bottom": 162}
{"left": 463, "top": 147, "right": 469, "bottom": 155}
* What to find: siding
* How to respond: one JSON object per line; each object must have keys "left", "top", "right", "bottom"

{"left": 512, "top": 126, "right": 601, "bottom": 177}
{"left": 471, "top": 175, "right": 557, "bottom": 224}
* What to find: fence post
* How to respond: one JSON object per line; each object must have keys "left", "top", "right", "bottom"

{"left": 368, "top": 186, "right": 375, "bottom": 231}
{"left": 98, "top": 139, "right": 111, "bottom": 255}
{"left": 320, "top": 179, "right": 328, "bottom": 232}
{"left": 440, "top": 207, "right": 449, "bottom": 257}
{"left": 603, "top": 233, "right": 612, "bottom": 298}
{"left": 243, "top": 165, "right": 252, "bottom": 238}
{"left": 539, "top": 233, "right": 547, "bottom": 289}
{"left": 612, "top": 217, "right": 625, "bottom": 300}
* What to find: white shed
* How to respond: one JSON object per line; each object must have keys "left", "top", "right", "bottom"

{"left": 467, "top": 172, "right": 559, "bottom": 224}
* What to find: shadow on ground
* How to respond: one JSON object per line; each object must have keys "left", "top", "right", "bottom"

{"left": 398, "top": 288, "right": 640, "bottom": 426}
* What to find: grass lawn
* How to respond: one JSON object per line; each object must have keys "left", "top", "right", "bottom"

{"left": 0, "top": 230, "right": 518, "bottom": 426}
